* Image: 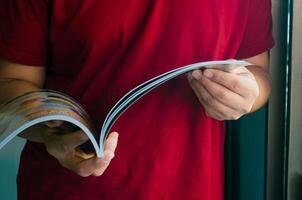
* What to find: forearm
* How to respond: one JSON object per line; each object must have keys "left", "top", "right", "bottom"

{"left": 0, "top": 79, "right": 45, "bottom": 142}
{"left": 246, "top": 65, "right": 272, "bottom": 112}
{"left": 0, "top": 57, "right": 46, "bottom": 141}
{"left": 0, "top": 58, "right": 45, "bottom": 105}
{"left": 0, "top": 79, "right": 41, "bottom": 105}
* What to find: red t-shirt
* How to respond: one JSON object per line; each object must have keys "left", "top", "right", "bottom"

{"left": 0, "top": 0, "right": 274, "bottom": 199}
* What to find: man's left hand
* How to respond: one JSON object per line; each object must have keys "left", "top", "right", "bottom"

{"left": 188, "top": 66, "right": 259, "bottom": 120}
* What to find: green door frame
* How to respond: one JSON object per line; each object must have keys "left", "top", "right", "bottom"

{"left": 225, "top": 0, "right": 290, "bottom": 199}
{"left": 225, "top": 108, "right": 268, "bottom": 200}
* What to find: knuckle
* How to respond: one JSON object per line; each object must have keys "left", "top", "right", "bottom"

{"left": 205, "top": 110, "right": 218, "bottom": 120}
{"left": 215, "top": 112, "right": 227, "bottom": 121}
{"left": 46, "top": 146, "right": 57, "bottom": 157}
{"left": 239, "top": 102, "right": 252, "bottom": 114}
{"left": 241, "top": 106, "right": 251, "bottom": 114}
{"left": 213, "top": 72, "right": 222, "bottom": 81}
{"left": 205, "top": 110, "right": 212, "bottom": 117}
{"left": 75, "top": 167, "right": 90, "bottom": 177}
{"left": 216, "top": 91, "right": 227, "bottom": 101}
{"left": 60, "top": 143, "right": 70, "bottom": 153}
{"left": 229, "top": 80, "right": 240, "bottom": 91}
{"left": 231, "top": 115, "right": 240, "bottom": 120}
{"left": 231, "top": 114, "right": 242, "bottom": 120}
{"left": 215, "top": 115, "right": 224, "bottom": 121}
{"left": 93, "top": 169, "right": 105, "bottom": 177}
{"left": 204, "top": 96, "right": 215, "bottom": 106}
{"left": 102, "top": 159, "right": 111, "bottom": 165}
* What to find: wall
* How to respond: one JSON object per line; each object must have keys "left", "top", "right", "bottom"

{"left": 0, "top": 138, "right": 25, "bottom": 200}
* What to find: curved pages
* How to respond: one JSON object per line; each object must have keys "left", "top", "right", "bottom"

{"left": 0, "top": 60, "right": 250, "bottom": 157}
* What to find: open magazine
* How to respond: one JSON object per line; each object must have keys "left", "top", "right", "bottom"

{"left": 0, "top": 60, "right": 249, "bottom": 157}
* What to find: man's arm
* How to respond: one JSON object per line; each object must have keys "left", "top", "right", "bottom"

{"left": 0, "top": 58, "right": 118, "bottom": 177}
{"left": 244, "top": 52, "right": 271, "bottom": 112}
{"left": 188, "top": 51, "right": 271, "bottom": 120}
{"left": 0, "top": 58, "right": 46, "bottom": 142}
{"left": 0, "top": 58, "right": 45, "bottom": 105}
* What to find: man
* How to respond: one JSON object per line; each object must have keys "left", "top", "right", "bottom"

{"left": 0, "top": 0, "right": 274, "bottom": 199}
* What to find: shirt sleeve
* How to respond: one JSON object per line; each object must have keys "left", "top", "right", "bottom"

{"left": 0, "top": 0, "right": 49, "bottom": 66}
{"left": 236, "top": 0, "right": 274, "bottom": 59}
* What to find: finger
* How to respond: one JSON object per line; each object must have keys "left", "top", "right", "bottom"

{"left": 193, "top": 70, "right": 251, "bottom": 112}
{"left": 92, "top": 132, "right": 119, "bottom": 176}
{"left": 57, "top": 140, "right": 114, "bottom": 177}
{"left": 204, "top": 109, "right": 225, "bottom": 121}
{"left": 201, "top": 68, "right": 256, "bottom": 97}
{"left": 92, "top": 150, "right": 115, "bottom": 176}
{"left": 44, "top": 120, "right": 64, "bottom": 128}
{"left": 188, "top": 74, "right": 211, "bottom": 108}
{"left": 104, "top": 132, "right": 119, "bottom": 152}
{"left": 65, "top": 156, "right": 103, "bottom": 177}
{"left": 189, "top": 75, "right": 241, "bottom": 120}
{"left": 70, "top": 149, "right": 115, "bottom": 177}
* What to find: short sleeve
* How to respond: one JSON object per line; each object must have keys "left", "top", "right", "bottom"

{"left": 236, "top": 0, "right": 274, "bottom": 59}
{"left": 0, "top": 0, "right": 49, "bottom": 66}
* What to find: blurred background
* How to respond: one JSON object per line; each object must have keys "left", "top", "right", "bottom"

{"left": 0, "top": 138, "right": 25, "bottom": 200}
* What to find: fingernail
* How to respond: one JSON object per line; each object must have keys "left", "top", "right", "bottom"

{"left": 203, "top": 70, "right": 213, "bottom": 78}
{"left": 191, "top": 70, "right": 202, "bottom": 80}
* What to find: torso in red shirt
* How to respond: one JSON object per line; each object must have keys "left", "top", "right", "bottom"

{"left": 0, "top": 0, "right": 273, "bottom": 199}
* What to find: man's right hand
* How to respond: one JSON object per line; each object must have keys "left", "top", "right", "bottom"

{"left": 1, "top": 58, "right": 119, "bottom": 177}
{"left": 41, "top": 121, "right": 119, "bottom": 177}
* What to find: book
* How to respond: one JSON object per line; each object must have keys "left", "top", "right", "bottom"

{"left": 0, "top": 60, "right": 249, "bottom": 157}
